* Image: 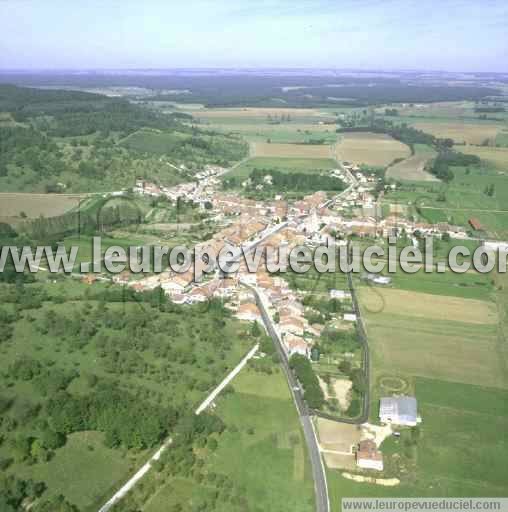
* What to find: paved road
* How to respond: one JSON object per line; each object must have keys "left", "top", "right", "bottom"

{"left": 98, "top": 344, "right": 259, "bottom": 512}
{"left": 243, "top": 282, "right": 330, "bottom": 512}
{"left": 195, "top": 343, "right": 259, "bottom": 414}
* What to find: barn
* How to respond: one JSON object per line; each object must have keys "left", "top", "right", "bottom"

{"left": 379, "top": 396, "right": 420, "bottom": 426}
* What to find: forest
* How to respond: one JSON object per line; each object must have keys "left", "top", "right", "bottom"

{"left": 0, "top": 271, "right": 254, "bottom": 510}
{"left": 0, "top": 85, "right": 247, "bottom": 192}
{"left": 0, "top": 74, "right": 499, "bottom": 108}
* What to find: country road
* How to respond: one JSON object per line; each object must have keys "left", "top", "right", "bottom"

{"left": 97, "top": 343, "right": 259, "bottom": 512}
{"left": 243, "top": 282, "right": 330, "bottom": 512}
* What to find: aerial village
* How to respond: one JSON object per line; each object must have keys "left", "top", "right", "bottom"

{"left": 89, "top": 160, "right": 470, "bottom": 476}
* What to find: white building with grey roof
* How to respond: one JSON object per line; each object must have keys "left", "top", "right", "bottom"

{"left": 379, "top": 396, "right": 421, "bottom": 426}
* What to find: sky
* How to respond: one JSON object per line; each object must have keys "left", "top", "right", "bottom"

{"left": 0, "top": 0, "right": 507, "bottom": 72}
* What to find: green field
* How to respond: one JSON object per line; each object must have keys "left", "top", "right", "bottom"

{"left": 384, "top": 164, "right": 508, "bottom": 238}
{"left": 496, "top": 131, "right": 508, "bottom": 147}
{"left": 144, "top": 368, "right": 316, "bottom": 512}
{"left": 379, "top": 261, "right": 492, "bottom": 301}
{"left": 326, "top": 269, "right": 508, "bottom": 508}
{"left": 10, "top": 431, "right": 144, "bottom": 512}
{"left": 328, "top": 378, "right": 508, "bottom": 506}
{"left": 0, "top": 278, "right": 253, "bottom": 510}
{"left": 190, "top": 106, "right": 338, "bottom": 145}
{"left": 224, "top": 157, "right": 337, "bottom": 180}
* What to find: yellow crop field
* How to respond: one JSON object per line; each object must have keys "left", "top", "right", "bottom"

{"left": 358, "top": 286, "right": 505, "bottom": 389}
{"left": 386, "top": 145, "right": 438, "bottom": 181}
{"left": 336, "top": 132, "right": 410, "bottom": 167}
{"left": 457, "top": 145, "right": 508, "bottom": 170}
{"left": 360, "top": 287, "right": 497, "bottom": 325}
{"left": 0, "top": 192, "right": 84, "bottom": 223}
{"left": 193, "top": 107, "right": 330, "bottom": 119}
{"left": 412, "top": 121, "right": 503, "bottom": 145}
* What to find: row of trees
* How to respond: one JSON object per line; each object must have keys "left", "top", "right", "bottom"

{"left": 289, "top": 354, "right": 324, "bottom": 409}
{"left": 224, "top": 167, "right": 345, "bottom": 194}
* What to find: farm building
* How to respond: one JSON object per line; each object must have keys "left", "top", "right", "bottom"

{"left": 343, "top": 313, "right": 357, "bottom": 322}
{"left": 364, "top": 273, "right": 392, "bottom": 286}
{"left": 284, "top": 335, "right": 309, "bottom": 358}
{"left": 468, "top": 218, "right": 483, "bottom": 231}
{"left": 330, "top": 289, "right": 351, "bottom": 300}
{"left": 356, "top": 439, "right": 384, "bottom": 471}
{"left": 379, "top": 397, "right": 420, "bottom": 426}
{"left": 236, "top": 303, "right": 262, "bottom": 322}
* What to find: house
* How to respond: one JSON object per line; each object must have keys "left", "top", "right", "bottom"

{"left": 379, "top": 396, "right": 420, "bottom": 426}
{"left": 171, "top": 294, "right": 187, "bottom": 305}
{"left": 356, "top": 439, "right": 384, "bottom": 471}
{"left": 161, "top": 280, "right": 186, "bottom": 294}
{"left": 279, "top": 316, "right": 305, "bottom": 336}
{"left": 469, "top": 217, "right": 483, "bottom": 231}
{"left": 82, "top": 274, "right": 97, "bottom": 285}
{"left": 187, "top": 287, "right": 209, "bottom": 303}
{"left": 330, "top": 289, "right": 351, "bottom": 300}
{"left": 343, "top": 313, "right": 357, "bottom": 322}
{"left": 112, "top": 270, "right": 131, "bottom": 285}
{"left": 236, "top": 303, "right": 261, "bottom": 322}
{"left": 284, "top": 335, "right": 309, "bottom": 358}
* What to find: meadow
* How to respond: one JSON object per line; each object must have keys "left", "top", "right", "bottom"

{"left": 191, "top": 106, "right": 338, "bottom": 145}
{"left": 386, "top": 144, "right": 437, "bottom": 182}
{"left": 384, "top": 164, "right": 508, "bottom": 239}
{"left": 336, "top": 132, "right": 411, "bottom": 167}
{"left": 358, "top": 284, "right": 503, "bottom": 388}
{"left": 9, "top": 431, "right": 146, "bottom": 512}
{"left": 144, "top": 368, "right": 316, "bottom": 512}
{"left": 0, "top": 192, "right": 85, "bottom": 224}
{"left": 251, "top": 141, "right": 335, "bottom": 159}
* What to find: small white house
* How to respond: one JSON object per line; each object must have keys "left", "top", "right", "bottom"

{"left": 330, "top": 289, "right": 351, "bottom": 300}
{"left": 343, "top": 313, "right": 357, "bottom": 322}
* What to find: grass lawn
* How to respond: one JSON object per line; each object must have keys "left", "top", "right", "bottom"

{"left": 63, "top": 234, "right": 147, "bottom": 269}
{"left": 386, "top": 265, "right": 493, "bottom": 301}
